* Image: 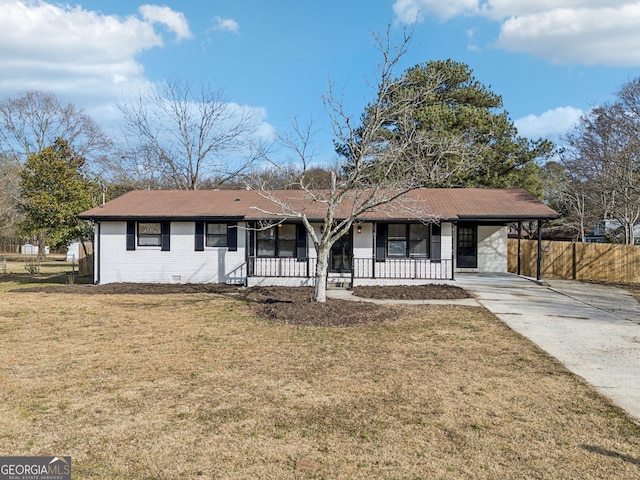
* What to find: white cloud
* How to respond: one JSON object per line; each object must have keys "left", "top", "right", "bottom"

{"left": 514, "top": 106, "right": 583, "bottom": 140}
{"left": 0, "top": 0, "right": 191, "bottom": 99}
{"left": 496, "top": 4, "right": 640, "bottom": 66}
{"left": 466, "top": 27, "right": 481, "bottom": 52}
{"left": 393, "top": 0, "right": 640, "bottom": 66}
{"left": 211, "top": 16, "right": 240, "bottom": 34}
{"left": 139, "top": 5, "right": 192, "bottom": 41}
{"left": 0, "top": 1, "right": 272, "bottom": 143}
{"left": 393, "top": 0, "right": 478, "bottom": 22}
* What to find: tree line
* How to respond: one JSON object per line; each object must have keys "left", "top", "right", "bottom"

{"left": 544, "top": 78, "right": 640, "bottom": 245}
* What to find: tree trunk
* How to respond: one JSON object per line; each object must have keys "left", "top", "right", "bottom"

{"left": 36, "top": 232, "right": 46, "bottom": 264}
{"left": 314, "top": 245, "right": 330, "bottom": 303}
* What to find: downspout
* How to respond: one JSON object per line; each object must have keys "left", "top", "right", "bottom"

{"left": 95, "top": 221, "right": 101, "bottom": 285}
{"left": 536, "top": 219, "right": 543, "bottom": 281}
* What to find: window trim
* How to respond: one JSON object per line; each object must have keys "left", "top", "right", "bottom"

{"left": 128, "top": 221, "right": 170, "bottom": 251}
{"left": 206, "top": 223, "right": 228, "bottom": 248}
{"left": 256, "top": 223, "right": 299, "bottom": 258}
{"left": 195, "top": 222, "right": 237, "bottom": 252}
{"left": 137, "top": 222, "right": 162, "bottom": 247}
{"left": 386, "top": 223, "right": 431, "bottom": 258}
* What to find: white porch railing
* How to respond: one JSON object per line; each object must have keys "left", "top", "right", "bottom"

{"left": 248, "top": 256, "right": 316, "bottom": 278}
{"left": 352, "top": 257, "right": 452, "bottom": 280}
{"left": 248, "top": 257, "right": 452, "bottom": 281}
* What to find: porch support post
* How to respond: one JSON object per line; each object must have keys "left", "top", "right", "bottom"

{"left": 372, "top": 223, "right": 376, "bottom": 279}
{"left": 517, "top": 221, "right": 522, "bottom": 276}
{"left": 451, "top": 221, "right": 456, "bottom": 281}
{"left": 350, "top": 255, "right": 355, "bottom": 289}
{"left": 536, "top": 219, "right": 543, "bottom": 281}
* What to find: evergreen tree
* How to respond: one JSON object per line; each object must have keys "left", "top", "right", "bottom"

{"left": 347, "top": 60, "right": 552, "bottom": 196}
{"left": 19, "top": 138, "right": 98, "bottom": 252}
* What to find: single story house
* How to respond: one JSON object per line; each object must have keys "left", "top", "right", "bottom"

{"left": 78, "top": 188, "right": 558, "bottom": 286}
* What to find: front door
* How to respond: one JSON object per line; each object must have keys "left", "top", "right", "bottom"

{"left": 330, "top": 230, "right": 352, "bottom": 273}
{"left": 457, "top": 224, "right": 478, "bottom": 269}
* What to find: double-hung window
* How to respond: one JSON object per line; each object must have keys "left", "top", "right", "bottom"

{"left": 385, "top": 224, "right": 431, "bottom": 258}
{"left": 206, "top": 223, "right": 227, "bottom": 247}
{"left": 257, "top": 224, "right": 296, "bottom": 257}
{"left": 408, "top": 224, "right": 430, "bottom": 257}
{"left": 387, "top": 224, "right": 408, "bottom": 257}
{"left": 138, "top": 222, "right": 162, "bottom": 246}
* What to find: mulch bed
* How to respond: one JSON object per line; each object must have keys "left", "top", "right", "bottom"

{"left": 353, "top": 284, "right": 470, "bottom": 300}
{"left": 11, "top": 283, "right": 469, "bottom": 327}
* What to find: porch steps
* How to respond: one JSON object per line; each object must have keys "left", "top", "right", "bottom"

{"left": 327, "top": 279, "right": 352, "bottom": 290}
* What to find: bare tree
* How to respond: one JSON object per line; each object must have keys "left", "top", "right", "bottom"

{"left": 0, "top": 91, "right": 112, "bottom": 243}
{"left": 0, "top": 90, "right": 111, "bottom": 164}
{"left": 0, "top": 154, "right": 22, "bottom": 244}
{"left": 117, "top": 79, "right": 262, "bottom": 190}
{"left": 542, "top": 160, "right": 597, "bottom": 241}
{"left": 564, "top": 98, "right": 640, "bottom": 244}
{"left": 246, "top": 28, "right": 475, "bottom": 302}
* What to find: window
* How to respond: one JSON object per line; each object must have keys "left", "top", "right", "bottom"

{"left": 206, "top": 223, "right": 227, "bottom": 247}
{"left": 387, "top": 224, "right": 407, "bottom": 257}
{"left": 408, "top": 224, "right": 429, "bottom": 257}
{"left": 385, "top": 224, "right": 432, "bottom": 258}
{"left": 195, "top": 222, "right": 236, "bottom": 251}
{"left": 138, "top": 222, "right": 162, "bottom": 246}
{"left": 257, "top": 224, "right": 297, "bottom": 257}
{"left": 127, "top": 221, "right": 170, "bottom": 251}
{"left": 257, "top": 228, "right": 276, "bottom": 256}
{"left": 277, "top": 224, "right": 296, "bottom": 257}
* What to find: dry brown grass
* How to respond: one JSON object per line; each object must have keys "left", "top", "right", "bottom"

{"left": 1, "top": 290, "right": 639, "bottom": 479}
{"left": 0, "top": 254, "right": 86, "bottom": 292}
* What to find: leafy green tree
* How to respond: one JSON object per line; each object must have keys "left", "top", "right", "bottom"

{"left": 348, "top": 59, "right": 552, "bottom": 196}
{"left": 18, "top": 139, "right": 98, "bottom": 252}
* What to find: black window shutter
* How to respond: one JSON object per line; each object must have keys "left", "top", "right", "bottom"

{"left": 431, "top": 223, "right": 441, "bottom": 260}
{"left": 195, "top": 222, "right": 205, "bottom": 251}
{"left": 375, "top": 223, "right": 387, "bottom": 261}
{"left": 161, "top": 222, "right": 170, "bottom": 251}
{"left": 227, "top": 223, "right": 238, "bottom": 251}
{"left": 126, "top": 221, "right": 136, "bottom": 251}
{"left": 296, "top": 224, "right": 307, "bottom": 260}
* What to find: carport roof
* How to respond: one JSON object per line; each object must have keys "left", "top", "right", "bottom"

{"left": 79, "top": 188, "right": 559, "bottom": 222}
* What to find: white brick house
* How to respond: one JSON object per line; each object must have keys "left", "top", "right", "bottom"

{"left": 78, "top": 188, "right": 558, "bottom": 286}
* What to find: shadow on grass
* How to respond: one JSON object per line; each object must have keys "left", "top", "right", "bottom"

{"left": 582, "top": 445, "right": 640, "bottom": 466}
{"left": 0, "top": 272, "right": 92, "bottom": 286}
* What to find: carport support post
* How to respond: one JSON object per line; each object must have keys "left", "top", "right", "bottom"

{"left": 536, "top": 219, "right": 543, "bottom": 281}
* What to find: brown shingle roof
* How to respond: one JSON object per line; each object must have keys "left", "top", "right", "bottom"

{"left": 79, "top": 188, "right": 558, "bottom": 222}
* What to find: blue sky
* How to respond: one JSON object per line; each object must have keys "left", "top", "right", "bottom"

{"left": 2, "top": 0, "right": 640, "bottom": 164}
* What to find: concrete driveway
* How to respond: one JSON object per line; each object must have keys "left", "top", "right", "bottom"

{"left": 456, "top": 273, "right": 640, "bottom": 422}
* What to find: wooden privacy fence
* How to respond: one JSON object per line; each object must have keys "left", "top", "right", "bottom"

{"left": 508, "top": 239, "right": 640, "bottom": 283}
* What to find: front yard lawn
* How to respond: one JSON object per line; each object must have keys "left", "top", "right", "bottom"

{"left": 0, "top": 289, "right": 638, "bottom": 479}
